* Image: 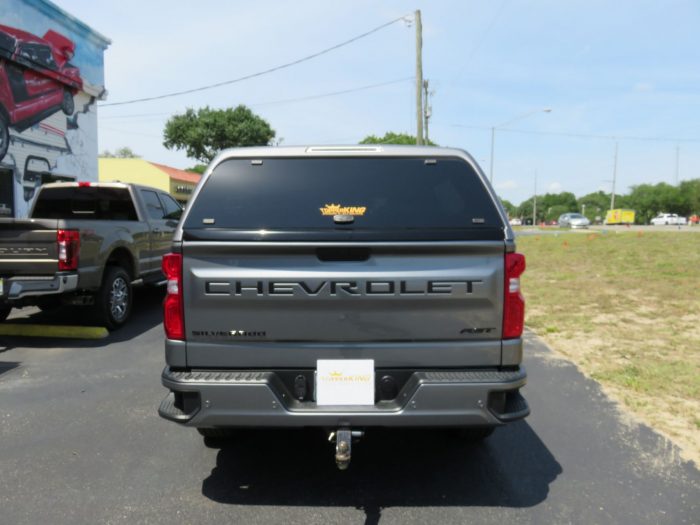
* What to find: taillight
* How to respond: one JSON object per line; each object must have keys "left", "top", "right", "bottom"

{"left": 162, "top": 253, "right": 184, "bottom": 340}
{"left": 503, "top": 252, "right": 526, "bottom": 339}
{"left": 57, "top": 229, "right": 80, "bottom": 271}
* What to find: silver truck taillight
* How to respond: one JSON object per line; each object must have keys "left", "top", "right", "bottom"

{"left": 503, "top": 253, "right": 526, "bottom": 339}
{"left": 162, "top": 253, "right": 184, "bottom": 340}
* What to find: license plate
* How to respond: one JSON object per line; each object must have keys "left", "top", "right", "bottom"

{"left": 316, "top": 359, "right": 374, "bottom": 406}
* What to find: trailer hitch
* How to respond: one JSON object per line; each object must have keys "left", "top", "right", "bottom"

{"left": 328, "top": 429, "right": 364, "bottom": 470}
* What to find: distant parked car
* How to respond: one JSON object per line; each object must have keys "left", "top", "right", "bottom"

{"left": 558, "top": 213, "right": 590, "bottom": 229}
{"left": 650, "top": 213, "right": 687, "bottom": 226}
{"left": 509, "top": 217, "right": 522, "bottom": 226}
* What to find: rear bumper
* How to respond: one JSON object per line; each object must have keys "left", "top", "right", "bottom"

{"left": 158, "top": 366, "right": 529, "bottom": 428}
{"left": 1, "top": 273, "right": 78, "bottom": 301}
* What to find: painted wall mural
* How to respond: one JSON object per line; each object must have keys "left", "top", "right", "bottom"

{"left": 0, "top": 0, "right": 109, "bottom": 218}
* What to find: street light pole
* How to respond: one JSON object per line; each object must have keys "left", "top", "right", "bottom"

{"left": 489, "top": 127, "right": 495, "bottom": 184}
{"left": 489, "top": 108, "right": 551, "bottom": 184}
{"left": 610, "top": 141, "right": 618, "bottom": 210}
{"left": 533, "top": 170, "right": 538, "bottom": 226}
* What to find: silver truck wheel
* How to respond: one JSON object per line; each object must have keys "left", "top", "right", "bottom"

{"left": 98, "top": 266, "right": 132, "bottom": 330}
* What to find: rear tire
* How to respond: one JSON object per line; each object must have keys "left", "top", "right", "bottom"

{"left": 0, "top": 305, "right": 11, "bottom": 322}
{"left": 97, "top": 266, "right": 132, "bottom": 330}
{"left": 61, "top": 90, "right": 74, "bottom": 115}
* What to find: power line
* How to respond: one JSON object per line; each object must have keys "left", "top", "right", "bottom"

{"left": 250, "top": 77, "right": 413, "bottom": 107}
{"left": 99, "top": 77, "right": 413, "bottom": 121}
{"left": 100, "top": 15, "right": 411, "bottom": 107}
{"left": 439, "top": 122, "right": 700, "bottom": 144}
{"left": 454, "top": 0, "right": 510, "bottom": 80}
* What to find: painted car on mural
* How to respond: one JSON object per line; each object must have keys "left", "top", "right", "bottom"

{"left": 0, "top": 24, "right": 83, "bottom": 161}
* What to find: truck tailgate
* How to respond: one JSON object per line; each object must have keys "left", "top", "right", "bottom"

{"left": 182, "top": 241, "right": 505, "bottom": 367}
{"left": 0, "top": 219, "right": 59, "bottom": 276}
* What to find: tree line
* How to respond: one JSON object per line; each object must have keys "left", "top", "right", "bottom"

{"left": 501, "top": 180, "right": 700, "bottom": 224}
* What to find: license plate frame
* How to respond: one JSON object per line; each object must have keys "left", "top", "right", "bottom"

{"left": 316, "top": 359, "right": 375, "bottom": 406}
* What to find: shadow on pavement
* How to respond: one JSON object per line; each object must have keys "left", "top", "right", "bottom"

{"left": 201, "top": 422, "right": 561, "bottom": 523}
{"left": 0, "top": 286, "right": 165, "bottom": 349}
{"left": 0, "top": 361, "right": 20, "bottom": 376}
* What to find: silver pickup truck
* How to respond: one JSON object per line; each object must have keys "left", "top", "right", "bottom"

{"left": 0, "top": 182, "right": 182, "bottom": 328}
{"left": 158, "top": 146, "right": 529, "bottom": 468}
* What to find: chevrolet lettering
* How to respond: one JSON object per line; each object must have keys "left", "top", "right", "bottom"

{"left": 204, "top": 279, "right": 484, "bottom": 296}
{"left": 158, "top": 145, "right": 530, "bottom": 470}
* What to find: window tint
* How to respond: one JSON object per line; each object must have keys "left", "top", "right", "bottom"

{"left": 159, "top": 193, "right": 182, "bottom": 220}
{"left": 32, "top": 186, "right": 137, "bottom": 220}
{"left": 19, "top": 43, "right": 57, "bottom": 70}
{"left": 141, "top": 190, "right": 164, "bottom": 220}
{"left": 183, "top": 157, "right": 503, "bottom": 241}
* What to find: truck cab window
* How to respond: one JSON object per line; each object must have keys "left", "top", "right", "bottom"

{"left": 141, "top": 190, "right": 165, "bottom": 220}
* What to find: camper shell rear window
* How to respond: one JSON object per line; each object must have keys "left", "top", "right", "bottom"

{"left": 183, "top": 156, "right": 505, "bottom": 241}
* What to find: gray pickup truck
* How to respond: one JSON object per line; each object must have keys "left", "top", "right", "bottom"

{"left": 158, "top": 146, "right": 529, "bottom": 468}
{"left": 0, "top": 182, "right": 182, "bottom": 328}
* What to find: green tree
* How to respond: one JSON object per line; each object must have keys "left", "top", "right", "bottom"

{"left": 625, "top": 182, "right": 683, "bottom": 223}
{"left": 100, "top": 147, "right": 140, "bottom": 158}
{"left": 517, "top": 197, "right": 545, "bottom": 224}
{"left": 577, "top": 191, "right": 610, "bottom": 222}
{"left": 163, "top": 105, "right": 275, "bottom": 163}
{"left": 499, "top": 198, "right": 517, "bottom": 217}
{"left": 540, "top": 191, "right": 578, "bottom": 212}
{"left": 678, "top": 179, "right": 700, "bottom": 215}
{"left": 545, "top": 204, "right": 570, "bottom": 222}
{"left": 360, "top": 132, "right": 437, "bottom": 146}
{"left": 186, "top": 164, "right": 207, "bottom": 175}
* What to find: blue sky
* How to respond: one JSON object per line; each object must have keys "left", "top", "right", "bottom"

{"left": 57, "top": 0, "right": 700, "bottom": 204}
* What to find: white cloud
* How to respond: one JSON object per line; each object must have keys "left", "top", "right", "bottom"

{"left": 633, "top": 82, "right": 655, "bottom": 93}
{"left": 548, "top": 182, "right": 562, "bottom": 192}
{"left": 495, "top": 179, "right": 518, "bottom": 190}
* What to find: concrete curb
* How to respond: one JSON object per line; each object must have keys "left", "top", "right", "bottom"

{"left": 0, "top": 324, "right": 109, "bottom": 339}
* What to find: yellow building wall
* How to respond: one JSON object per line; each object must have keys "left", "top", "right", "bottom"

{"left": 98, "top": 159, "right": 170, "bottom": 191}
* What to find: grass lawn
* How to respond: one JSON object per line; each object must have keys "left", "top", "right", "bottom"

{"left": 517, "top": 231, "right": 700, "bottom": 464}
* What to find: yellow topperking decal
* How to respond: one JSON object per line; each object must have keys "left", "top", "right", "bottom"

{"left": 319, "top": 203, "right": 367, "bottom": 216}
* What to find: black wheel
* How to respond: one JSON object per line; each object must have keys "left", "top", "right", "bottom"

{"left": 0, "top": 113, "right": 8, "bottom": 162}
{"left": 97, "top": 266, "right": 132, "bottom": 330}
{"left": 0, "top": 305, "right": 11, "bottom": 322}
{"left": 61, "top": 90, "right": 75, "bottom": 115}
{"left": 197, "top": 428, "right": 237, "bottom": 438}
{"left": 452, "top": 427, "right": 496, "bottom": 442}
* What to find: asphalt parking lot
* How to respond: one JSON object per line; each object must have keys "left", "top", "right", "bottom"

{"left": 1, "top": 288, "right": 698, "bottom": 525}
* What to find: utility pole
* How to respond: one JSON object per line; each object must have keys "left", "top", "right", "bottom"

{"left": 489, "top": 127, "right": 495, "bottom": 184}
{"left": 610, "top": 141, "right": 618, "bottom": 210}
{"left": 423, "top": 79, "right": 432, "bottom": 143}
{"left": 533, "top": 170, "right": 538, "bottom": 226}
{"left": 415, "top": 9, "right": 423, "bottom": 145}
{"left": 675, "top": 144, "right": 680, "bottom": 185}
